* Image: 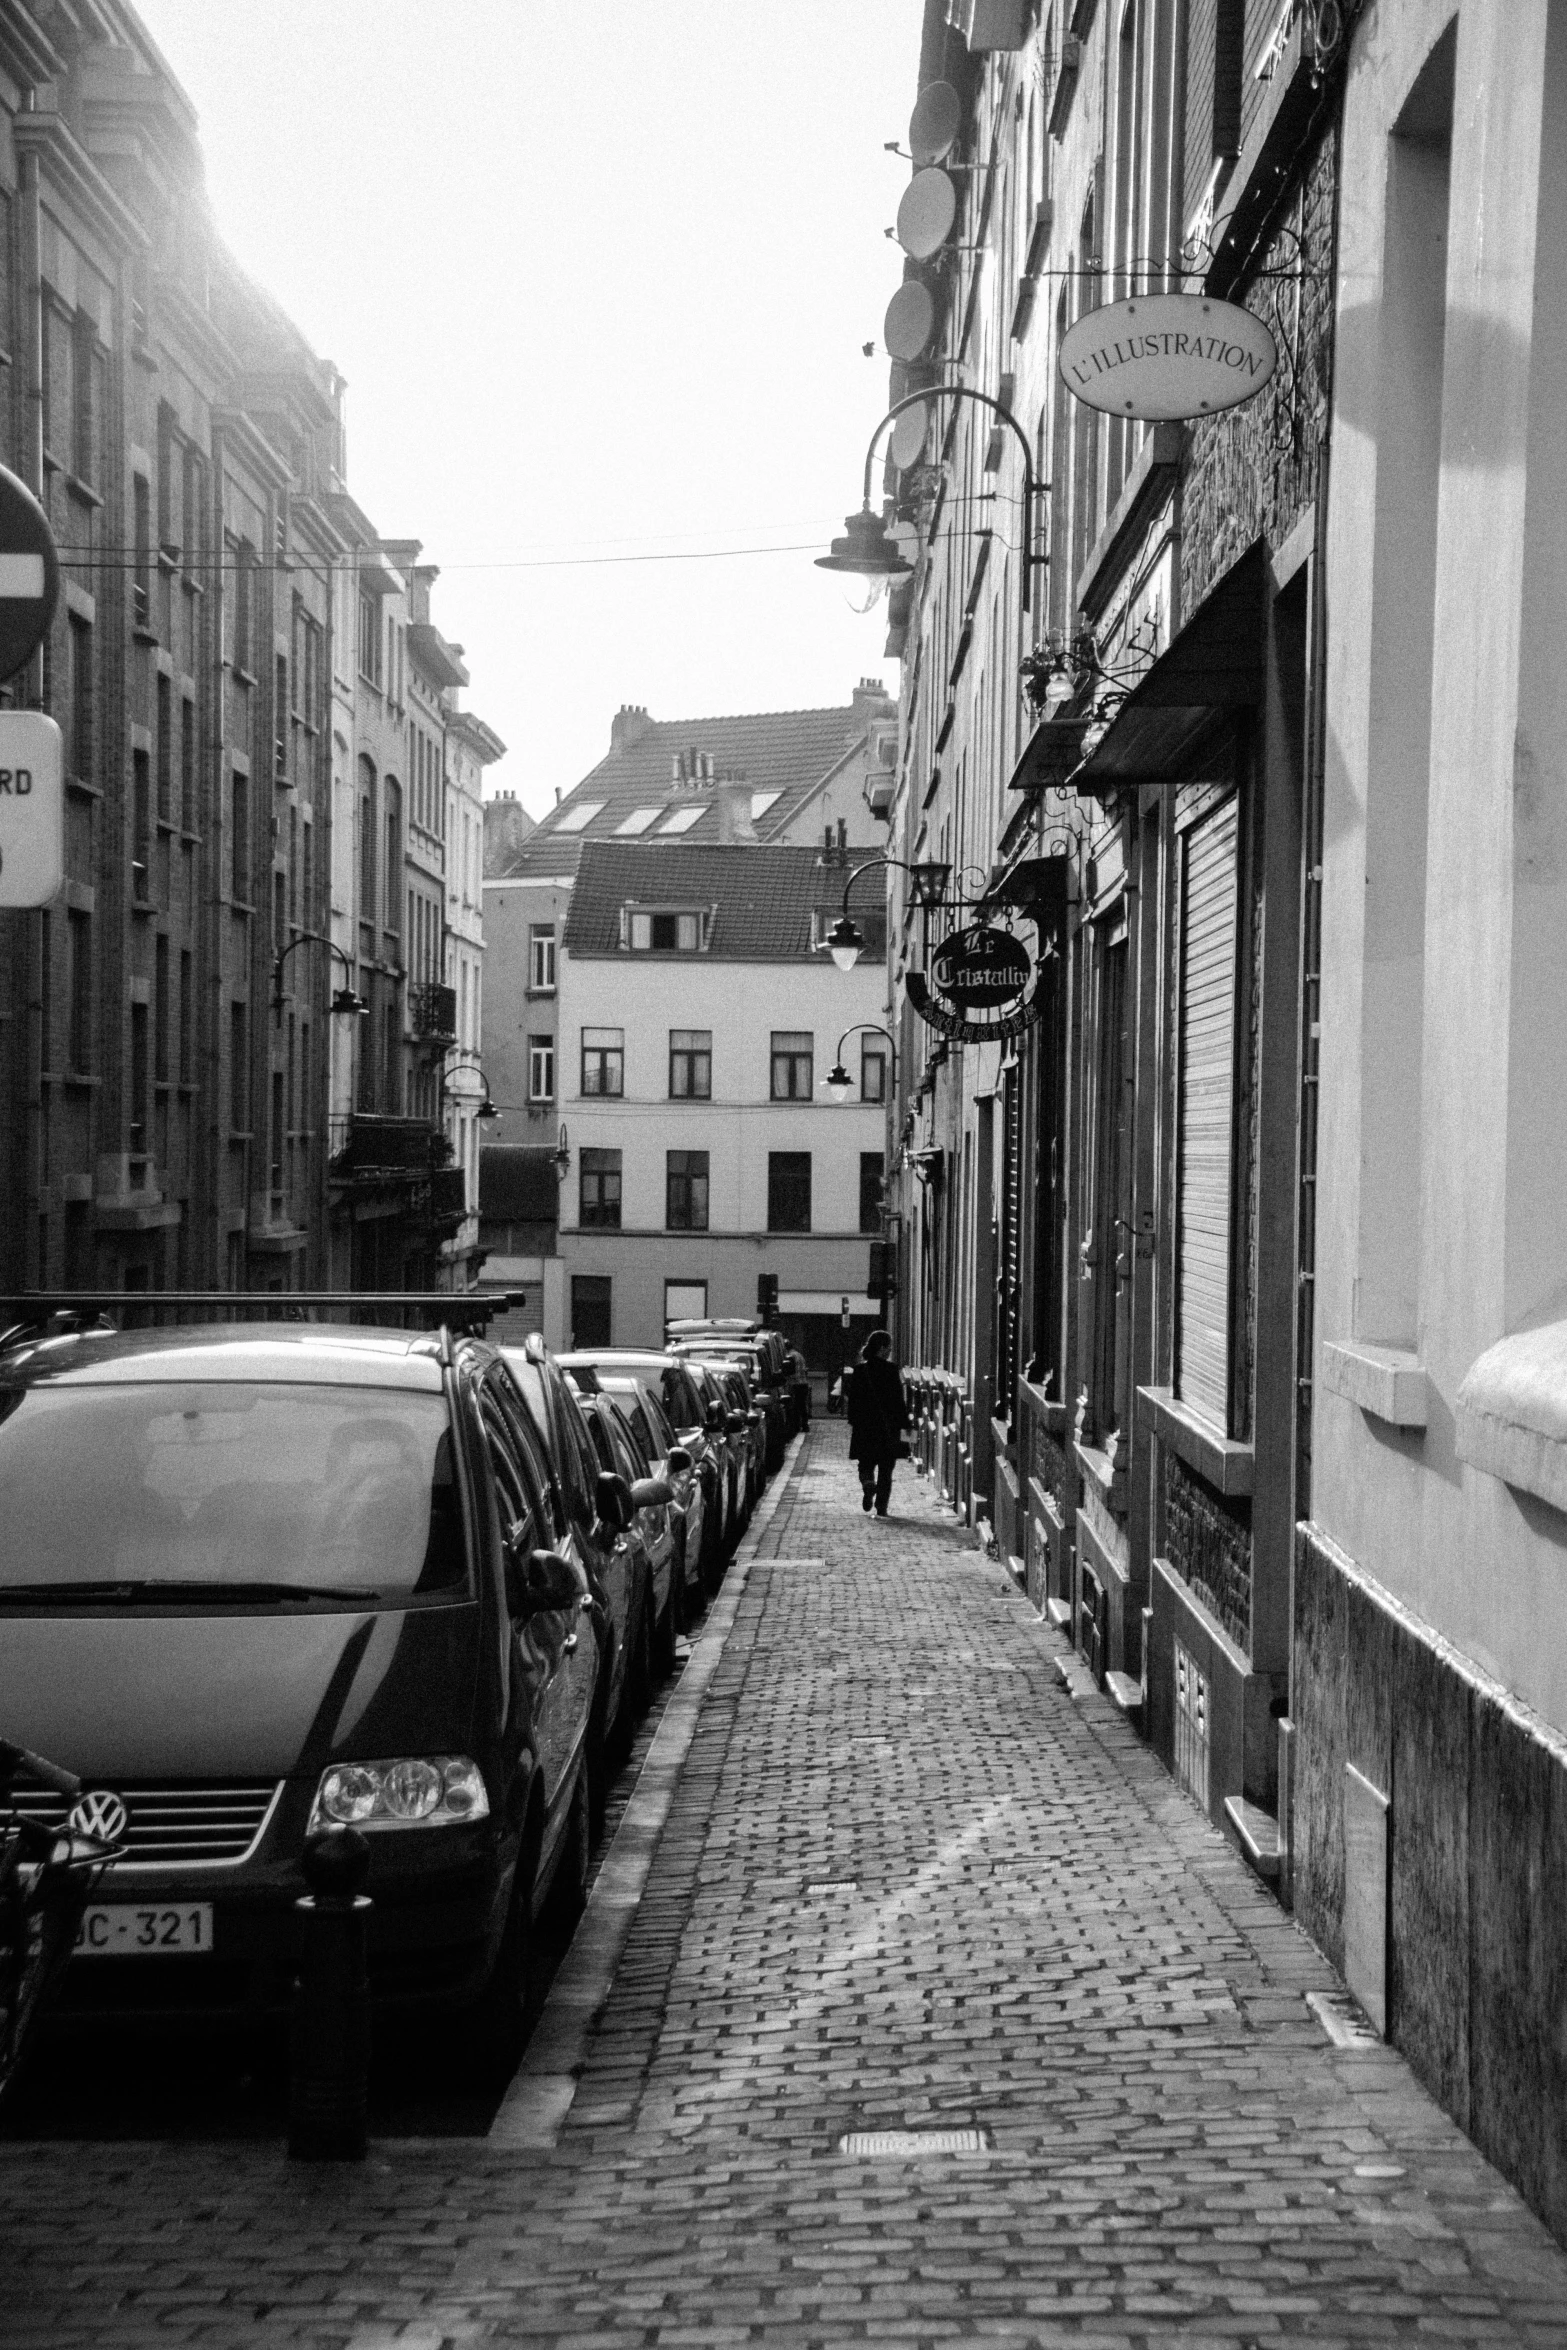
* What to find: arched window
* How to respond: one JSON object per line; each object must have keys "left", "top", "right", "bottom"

{"left": 358, "top": 753, "right": 376, "bottom": 934}
{"left": 384, "top": 780, "right": 401, "bottom": 935}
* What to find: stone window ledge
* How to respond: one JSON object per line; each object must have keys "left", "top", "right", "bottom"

{"left": 1457, "top": 1321, "right": 1567, "bottom": 1516}
{"left": 1320, "top": 1340, "right": 1428, "bottom": 1429}
{"left": 1135, "top": 1385, "right": 1254, "bottom": 1496}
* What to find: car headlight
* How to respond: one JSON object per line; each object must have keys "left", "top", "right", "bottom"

{"left": 308, "top": 1755, "right": 490, "bottom": 1833}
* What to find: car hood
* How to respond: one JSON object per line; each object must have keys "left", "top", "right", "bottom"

{"left": 0, "top": 1602, "right": 480, "bottom": 1780}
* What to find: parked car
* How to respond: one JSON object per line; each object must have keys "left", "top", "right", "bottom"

{"left": 680, "top": 1354, "right": 767, "bottom": 1511}
{"left": 559, "top": 1353, "right": 708, "bottom": 1612}
{"left": 565, "top": 1373, "right": 681, "bottom": 1677}
{"left": 0, "top": 1319, "right": 603, "bottom": 2082}
{"left": 679, "top": 1355, "right": 752, "bottom": 1550}
{"left": 498, "top": 1336, "right": 648, "bottom": 1780}
{"left": 668, "top": 1323, "right": 790, "bottom": 1474}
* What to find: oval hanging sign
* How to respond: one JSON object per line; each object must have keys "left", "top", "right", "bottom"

{"left": 929, "top": 923, "right": 1032, "bottom": 1010}
{"left": 1058, "top": 293, "right": 1277, "bottom": 420}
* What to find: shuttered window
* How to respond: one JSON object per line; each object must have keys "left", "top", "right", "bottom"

{"left": 1176, "top": 796, "right": 1239, "bottom": 1429}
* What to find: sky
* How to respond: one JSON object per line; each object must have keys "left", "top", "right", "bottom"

{"left": 133, "top": 0, "right": 920, "bottom": 819}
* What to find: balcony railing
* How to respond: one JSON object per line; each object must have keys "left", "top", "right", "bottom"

{"left": 409, "top": 980, "right": 458, "bottom": 1044}
{"left": 329, "top": 1113, "right": 446, "bottom": 1176}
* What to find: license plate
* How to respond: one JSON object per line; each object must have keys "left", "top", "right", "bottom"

{"left": 74, "top": 1903, "right": 214, "bottom": 1957}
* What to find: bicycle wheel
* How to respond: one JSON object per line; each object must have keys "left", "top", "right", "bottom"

{"left": 0, "top": 1894, "right": 76, "bottom": 2105}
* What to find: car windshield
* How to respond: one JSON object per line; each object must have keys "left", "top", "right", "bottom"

{"left": 0, "top": 1380, "right": 466, "bottom": 1602}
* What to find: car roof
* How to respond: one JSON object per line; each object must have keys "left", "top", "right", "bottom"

{"left": 0, "top": 1322, "right": 449, "bottom": 1390}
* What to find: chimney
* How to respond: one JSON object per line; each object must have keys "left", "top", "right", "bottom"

{"left": 851, "top": 676, "right": 892, "bottom": 729}
{"left": 610, "top": 703, "right": 653, "bottom": 751}
{"left": 715, "top": 776, "right": 756, "bottom": 844}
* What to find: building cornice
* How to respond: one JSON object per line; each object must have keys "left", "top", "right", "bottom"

{"left": 16, "top": 105, "right": 150, "bottom": 256}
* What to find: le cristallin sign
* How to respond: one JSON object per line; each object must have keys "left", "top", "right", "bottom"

{"left": 1058, "top": 293, "right": 1278, "bottom": 420}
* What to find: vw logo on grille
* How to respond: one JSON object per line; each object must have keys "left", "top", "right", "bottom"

{"left": 69, "top": 1788, "right": 129, "bottom": 1843}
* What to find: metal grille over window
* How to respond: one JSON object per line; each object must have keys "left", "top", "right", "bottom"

{"left": 1176, "top": 797, "right": 1239, "bottom": 1431}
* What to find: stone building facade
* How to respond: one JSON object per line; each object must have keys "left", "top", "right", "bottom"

{"left": 0, "top": 3, "right": 501, "bottom": 1307}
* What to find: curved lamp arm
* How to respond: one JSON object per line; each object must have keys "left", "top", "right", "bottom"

{"left": 822, "top": 853, "right": 952, "bottom": 972}
{"left": 272, "top": 931, "right": 367, "bottom": 1024}
{"left": 823, "top": 1021, "right": 898, "bottom": 1105}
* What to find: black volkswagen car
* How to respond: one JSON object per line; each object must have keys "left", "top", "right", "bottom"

{"left": 0, "top": 1320, "right": 606, "bottom": 2081}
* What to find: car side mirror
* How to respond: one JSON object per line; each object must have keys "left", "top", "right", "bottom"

{"left": 666, "top": 1446, "right": 693, "bottom": 1476}
{"left": 506, "top": 1547, "right": 579, "bottom": 1618}
{"left": 705, "top": 1401, "right": 726, "bottom": 1432}
{"left": 594, "top": 1470, "right": 633, "bottom": 1533}
{"left": 725, "top": 1410, "right": 748, "bottom": 1435}
{"left": 631, "top": 1476, "right": 673, "bottom": 1509}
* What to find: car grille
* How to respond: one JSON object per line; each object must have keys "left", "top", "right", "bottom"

{"left": 5, "top": 1780, "right": 283, "bottom": 1868}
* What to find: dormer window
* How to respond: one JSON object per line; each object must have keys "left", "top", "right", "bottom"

{"left": 622, "top": 905, "right": 712, "bottom": 952}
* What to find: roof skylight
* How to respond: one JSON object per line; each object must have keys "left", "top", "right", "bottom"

{"left": 552, "top": 800, "right": 607, "bottom": 833}
{"left": 658, "top": 806, "right": 705, "bottom": 835}
{"left": 750, "top": 790, "right": 782, "bottom": 819}
{"left": 615, "top": 806, "right": 661, "bottom": 835}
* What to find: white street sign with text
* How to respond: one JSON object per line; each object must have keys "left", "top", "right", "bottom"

{"left": 0, "top": 712, "right": 64, "bottom": 907}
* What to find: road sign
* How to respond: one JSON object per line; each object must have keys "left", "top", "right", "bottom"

{"left": 0, "top": 713, "right": 64, "bottom": 907}
{"left": 0, "top": 464, "right": 58, "bottom": 681}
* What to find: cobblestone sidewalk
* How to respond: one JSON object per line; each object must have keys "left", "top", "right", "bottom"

{"left": 5, "top": 1422, "right": 1567, "bottom": 2347}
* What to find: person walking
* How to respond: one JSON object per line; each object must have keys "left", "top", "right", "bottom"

{"left": 846, "top": 1329, "right": 908, "bottom": 1517}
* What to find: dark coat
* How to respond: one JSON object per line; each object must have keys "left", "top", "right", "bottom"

{"left": 846, "top": 1355, "right": 908, "bottom": 1464}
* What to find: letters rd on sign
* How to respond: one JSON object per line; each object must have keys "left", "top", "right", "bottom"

{"left": 0, "top": 461, "right": 63, "bottom": 910}
{"left": 1057, "top": 293, "right": 1278, "bottom": 420}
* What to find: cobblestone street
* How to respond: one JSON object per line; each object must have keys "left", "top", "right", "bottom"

{"left": 5, "top": 1420, "right": 1567, "bottom": 2348}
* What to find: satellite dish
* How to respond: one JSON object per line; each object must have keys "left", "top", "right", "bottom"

{"left": 884, "top": 281, "right": 936, "bottom": 362}
{"left": 896, "top": 168, "right": 957, "bottom": 261}
{"left": 909, "top": 81, "right": 961, "bottom": 166}
{"left": 889, "top": 402, "right": 930, "bottom": 471}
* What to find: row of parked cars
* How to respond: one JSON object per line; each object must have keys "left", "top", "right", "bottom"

{"left": 0, "top": 1309, "right": 803, "bottom": 2087}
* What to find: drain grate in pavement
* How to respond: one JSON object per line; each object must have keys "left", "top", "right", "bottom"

{"left": 838, "top": 2127, "right": 992, "bottom": 2158}
{"left": 1306, "top": 1988, "right": 1382, "bottom": 2048}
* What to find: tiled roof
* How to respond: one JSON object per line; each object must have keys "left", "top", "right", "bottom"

{"left": 488, "top": 699, "right": 880, "bottom": 881}
{"left": 562, "top": 843, "right": 887, "bottom": 962}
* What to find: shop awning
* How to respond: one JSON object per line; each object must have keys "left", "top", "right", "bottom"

{"left": 1073, "top": 537, "right": 1268, "bottom": 790}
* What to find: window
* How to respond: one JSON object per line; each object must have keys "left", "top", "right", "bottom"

{"left": 529, "top": 924, "right": 556, "bottom": 992}
{"left": 129, "top": 1004, "right": 148, "bottom": 1151}
{"left": 358, "top": 758, "right": 376, "bottom": 924}
{"left": 1175, "top": 803, "right": 1237, "bottom": 1430}
{"left": 384, "top": 782, "right": 401, "bottom": 928}
{"left": 580, "top": 1148, "right": 622, "bottom": 1228}
{"left": 614, "top": 806, "right": 660, "bottom": 835}
{"left": 156, "top": 673, "right": 171, "bottom": 822}
{"left": 180, "top": 698, "right": 195, "bottom": 832}
{"left": 529, "top": 1036, "right": 555, "bottom": 1101}
{"left": 666, "top": 1150, "right": 710, "bottom": 1232}
{"left": 132, "top": 749, "right": 151, "bottom": 891}
{"left": 271, "top": 1069, "right": 285, "bottom": 1196}
{"left": 581, "top": 1026, "right": 624, "bottom": 1097}
{"left": 67, "top": 615, "right": 92, "bottom": 784}
{"left": 669, "top": 1028, "right": 712, "bottom": 1099}
{"left": 658, "top": 806, "right": 703, "bottom": 835}
{"left": 232, "top": 542, "right": 254, "bottom": 677}
{"left": 231, "top": 770, "right": 249, "bottom": 903}
{"left": 552, "top": 799, "right": 605, "bottom": 833}
{"left": 229, "top": 1000, "right": 248, "bottom": 1129}
{"left": 133, "top": 473, "right": 151, "bottom": 632}
{"left": 859, "top": 1153, "right": 884, "bottom": 1235}
{"left": 768, "top": 1151, "right": 811, "bottom": 1233}
{"left": 179, "top": 950, "right": 192, "bottom": 1084}
{"left": 628, "top": 908, "right": 704, "bottom": 951}
{"left": 861, "top": 1039, "right": 887, "bottom": 1103}
{"left": 154, "top": 935, "right": 170, "bottom": 1084}
{"left": 750, "top": 790, "right": 782, "bottom": 821}
{"left": 66, "top": 909, "right": 90, "bottom": 1073}
{"left": 358, "top": 590, "right": 382, "bottom": 684}
{"left": 771, "top": 1030, "right": 813, "bottom": 1100}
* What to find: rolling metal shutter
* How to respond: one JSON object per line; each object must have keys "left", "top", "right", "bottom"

{"left": 1176, "top": 797, "right": 1239, "bottom": 1429}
